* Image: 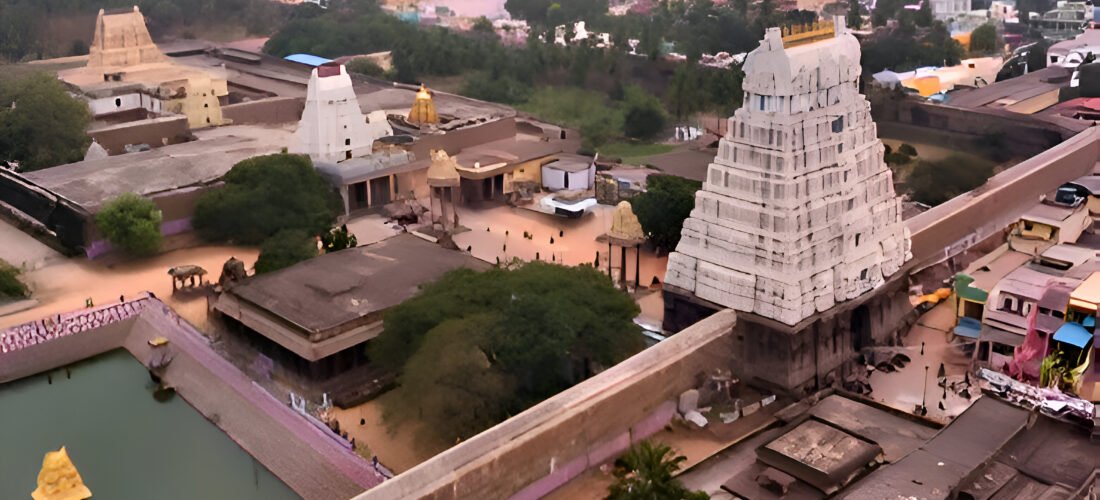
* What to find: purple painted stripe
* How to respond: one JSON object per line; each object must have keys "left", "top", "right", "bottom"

{"left": 85, "top": 218, "right": 193, "bottom": 259}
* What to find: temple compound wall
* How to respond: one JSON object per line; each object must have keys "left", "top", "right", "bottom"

{"left": 355, "top": 311, "right": 737, "bottom": 500}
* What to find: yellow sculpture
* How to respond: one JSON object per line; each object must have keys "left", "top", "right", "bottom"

{"left": 608, "top": 201, "right": 645, "bottom": 244}
{"left": 32, "top": 447, "right": 92, "bottom": 500}
{"left": 408, "top": 84, "right": 439, "bottom": 124}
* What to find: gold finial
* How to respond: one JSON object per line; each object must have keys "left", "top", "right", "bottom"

{"left": 31, "top": 447, "right": 92, "bottom": 500}
{"left": 408, "top": 84, "right": 439, "bottom": 124}
{"left": 780, "top": 19, "right": 835, "bottom": 48}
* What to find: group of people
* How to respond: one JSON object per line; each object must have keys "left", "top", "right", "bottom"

{"left": 0, "top": 298, "right": 149, "bottom": 354}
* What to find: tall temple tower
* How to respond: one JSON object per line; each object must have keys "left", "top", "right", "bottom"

{"left": 87, "top": 7, "right": 167, "bottom": 68}
{"left": 665, "top": 18, "right": 911, "bottom": 326}
{"left": 291, "top": 63, "right": 393, "bottom": 163}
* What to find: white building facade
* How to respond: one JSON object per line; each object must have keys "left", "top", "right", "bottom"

{"left": 665, "top": 20, "right": 911, "bottom": 326}
{"left": 291, "top": 64, "right": 392, "bottom": 164}
{"left": 931, "top": 0, "right": 971, "bottom": 20}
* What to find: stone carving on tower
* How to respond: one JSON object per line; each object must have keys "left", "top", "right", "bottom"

{"left": 291, "top": 63, "right": 393, "bottom": 164}
{"left": 665, "top": 18, "right": 911, "bottom": 326}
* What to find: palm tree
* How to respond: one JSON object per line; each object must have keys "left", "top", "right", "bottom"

{"left": 606, "top": 441, "right": 709, "bottom": 500}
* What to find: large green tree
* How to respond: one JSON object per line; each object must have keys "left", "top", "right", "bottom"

{"left": 95, "top": 193, "right": 163, "bottom": 256}
{"left": 0, "top": 73, "right": 90, "bottom": 171}
{"left": 192, "top": 153, "right": 340, "bottom": 245}
{"left": 632, "top": 175, "right": 701, "bottom": 252}
{"left": 607, "top": 441, "right": 708, "bottom": 500}
{"left": 374, "top": 262, "right": 643, "bottom": 443}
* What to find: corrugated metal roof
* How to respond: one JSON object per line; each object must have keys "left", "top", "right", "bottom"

{"left": 284, "top": 53, "right": 334, "bottom": 67}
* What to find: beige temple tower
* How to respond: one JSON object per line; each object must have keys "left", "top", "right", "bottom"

{"left": 665, "top": 18, "right": 911, "bottom": 326}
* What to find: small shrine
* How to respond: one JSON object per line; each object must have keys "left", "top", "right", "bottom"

{"left": 31, "top": 447, "right": 92, "bottom": 500}
{"left": 603, "top": 201, "right": 646, "bottom": 289}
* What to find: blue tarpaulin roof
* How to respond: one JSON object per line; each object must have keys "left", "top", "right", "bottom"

{"left": 284, "top": 54, "right": 333, "bottom": 67}
{"left": 954, "top": 317, "right": 982, "bottom": 339}
{"left": 1053, "top": 322, "right": 1093, "bottom": 348}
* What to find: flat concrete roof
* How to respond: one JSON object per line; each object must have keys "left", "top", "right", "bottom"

{"left": 840, "top": 397, "right": 1030, "bottom": 499}
{"left": 21, "top": 125, "right": 292, "bottom": 212}
{"left": 641, "top": 148, "right": 714, "bottom": 182}
{"left": 227, "top": 234, "right": 489, "bottom": 337}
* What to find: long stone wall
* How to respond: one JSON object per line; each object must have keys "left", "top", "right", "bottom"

{"left": 222, "top": 97, "right": 305, "bottom": 126}
{"left": 355, "top": 310, "right": 737, "bottom": 500}
{"left": 0, "top": 299, "right": 383, "bottom": 499}
{"left": 906, "top": 126, "right": 1100, "bottom": 270}
{"left": 869, "top": 91, "right": 1084, "bottom": 157}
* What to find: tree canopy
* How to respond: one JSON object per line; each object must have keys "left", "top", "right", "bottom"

{"left": 373, "top": 262, "right": 643, "bottom": 443}
{"left": 255, "top": 229, "right": 318, "bottom": 274}
{"left": 861, "top": 22, "right": 964, "bottom": 74}
{"left": 622, "top": 84, "right": 667, "bottom": 141}
{"left": 192, "top": 153, "right": 341, "bottom": 246}
{"left": 607, "top": 441, "right": 709, "bottom": 500}
{"left": 505, "top": 0, "right": 609, "bottom": 26}
{"left": 969, "top": 24, "right": 1000, "bottom": 55}
{"left": 0, "top": 73, "right": 90, "bottom": 171}
{"left": 95, "top": 193, "right": 163, "bottom": 256}
{"left": 632, "top": 175, "right": 701, "bottom": 252}
{"left": 906, "top": 154, "right": 996, "bottom": 206}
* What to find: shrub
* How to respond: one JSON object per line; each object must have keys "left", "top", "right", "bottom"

{"left": 95, "top": 193, "right": 163, "bottom": 256}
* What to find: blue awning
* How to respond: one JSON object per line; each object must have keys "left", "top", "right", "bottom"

{"left": 954, "top": 317, "right": 982, "bottom": 339}
{"left": 284, "top": 53, "right": 334, "bottom": 67}
{"left": 1053, "top": 322, "right": 1093, "bottom": 348}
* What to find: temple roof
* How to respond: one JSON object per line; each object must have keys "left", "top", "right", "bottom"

{"left": 427, "top": 150, "right": 461, "bottom": 187}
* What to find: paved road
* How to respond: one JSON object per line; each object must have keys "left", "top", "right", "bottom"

{"left": 0, "top": 219, "right": 62, "bottom": 270}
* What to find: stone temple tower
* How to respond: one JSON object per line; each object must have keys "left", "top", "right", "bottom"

{"left": 665, "top": 18, "right": 911, "bottom": 326}
{"left": 291, "top": 63, "right": 393, "bottom": 163}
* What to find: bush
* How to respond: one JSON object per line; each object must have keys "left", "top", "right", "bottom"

{"left": 346, "top": 58, "right": 385, "bottom": 77}
{"left": 885, "top": 152, "right": 913, "bottom": 165}
{"left": 255, "top": 229, "right": 317, "bottom": 274}
{"left": 622, "top": 85, "right": 667, "bottom": 141}
{"left": 897, "top": 143, "right": 918, "bottom": 156}
{"left": 0, "top": 260, "right": 28, "bottom": 300}
{"left": 95, "top": 193, "right": 163, "bottom": 256}
{"left": 192, "top": 154, "right": 340, "bottom": 245}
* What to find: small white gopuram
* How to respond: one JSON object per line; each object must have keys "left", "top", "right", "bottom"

{"left": 291, "top": 63, "right": 393, "bottom": 163}
{"left": 665, "top": 17, "right": 911, "bottom": 326}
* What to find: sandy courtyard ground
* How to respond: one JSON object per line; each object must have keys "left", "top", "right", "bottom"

{"left": 451, "top": 203, "right": 668, "bottom": 288}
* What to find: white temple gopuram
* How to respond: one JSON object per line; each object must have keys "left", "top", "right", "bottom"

{"left": 291, "top": 63, "right": 393, "bottom": 163}
{"left": 665, "top": 18, "right": 911, "bottom": 326}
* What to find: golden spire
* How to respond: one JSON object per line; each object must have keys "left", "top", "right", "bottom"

{"left": 408, "top": 84, "right": 439, "bottom": 124}
{"left": 780, "top": 18, "right": 836, "bottom": 48}
{"left": 31, "top": 447, "right": 92, "bottom": 500}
